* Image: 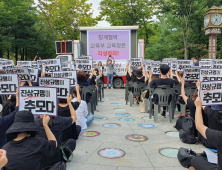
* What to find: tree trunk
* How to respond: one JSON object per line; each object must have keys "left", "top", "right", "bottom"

{"left": 21, "top": 48, "right": 24, "bottom": 60}
{"left": 25, "top": 48, "right": 27, "bottom": 60}
{"left": 7, "top": 49, "right": 9, "bottom": 59}
{"left": 0, "top": 49, "right": 3, "bottom": 58}
{"left": 182, "top": 31, "right": 188, "bottom": 59}
{"left": 145, "top": 32, "right": 149, "bottom": 52}
{"left": 15, "top": 47, "right": 18, "bottom": 62}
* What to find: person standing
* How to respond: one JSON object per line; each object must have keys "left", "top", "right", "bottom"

{"left": 106, "top": 55, "right": 115, "bottom": 89}
{"left": 191, "top": 57, "right": 199, "bottom": 66}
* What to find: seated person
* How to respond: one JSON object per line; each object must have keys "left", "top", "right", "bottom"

{"left": 189, "top": 97, "right": 221, "bottom": 170}
{"left": 149, "top": 64, "right": 178, "bottom": 117}
{"left": 0, "top": 92, "right": 19, "bottom": 149}
{"left": 2, "top": 112, "right": 57, "bottom": 170}
{"left": 72, "top": 86, "right": 94, "bottom": 130}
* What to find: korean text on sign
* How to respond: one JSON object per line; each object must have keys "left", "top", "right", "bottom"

{"left": 183, "top": 67, "right": 200, "bottom": 81}
{"left": 76, "top": 59, "right": 92, "bottom": 71}
{"left": 200, "top": 68, "right": 222, "bottom": 82}
{"left": 28, "top": 68, "right": 39, "bottom": 83}
{"left": 53, "top": 71, "right": 77, "bottom": 87}
{"left": 5, "top": 67, "right": 31, "bottom": 82}
{"left": 0, "top": 74, "right": 18, "bottom": 95}
{"left": 177, "top": 60, "right": 194, "bottom": 72}
{"left": 17, "top": 61, "right": 32, "bottom": 68}
{"left": 200, "top": 81, "right": 222, "bottom": 106}
{"left": 42, "top": 58, "right": 62, "bottom": 74}
{"left": 39, "top": 77, "right": 70, "bottom": 99}
{"left": 19, "top": 87, "right": 57, "bottom": 116}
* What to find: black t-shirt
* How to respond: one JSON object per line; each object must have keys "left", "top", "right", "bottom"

{"left": 36, "top": 117, "right": 72, "bottom": 147}
{"left": 131, "top": 75, "right": 145, "bottom": 83}
{"left": 2, "top": 137, "right": 56, "bottom": 170}
{"left": 150, "top": 78, "right": 178, "bottom": 88}
{"left": 206, "top": 128, "right": 222, "bottom": 170}
{"left": 204, "top": 107, "right": 222, "bottom": 131}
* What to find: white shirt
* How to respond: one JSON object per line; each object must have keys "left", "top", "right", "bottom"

{"left": 72, "top": 98, "right": 88, "bottom": 130}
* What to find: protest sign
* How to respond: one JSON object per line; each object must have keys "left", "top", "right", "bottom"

{"left": 212, "top": 59, "right": 222, "bottom": 69}
{"left": 19, "top": 86, "right": 57, "bottom": 116}
{"left": 62, "top": 62, "right": 71, "bottom": 71}
{"left": 93, "top": 60, "right": 98, "bottom": 68}
{"left": 201, "top": 59, "right": 213, "bottom": 61}
{"left": 200, "top": 68, "right": 222, "bottom": 82}
{"left": 171, "top": 60, "right": 178, "bottom": 71}
{"left": 199, "top": 61, "right": 212, "bottom": 68}
{"left": 32, "top": 61, "right": 38, "bottom": 69}
{"left": 0, "top": 74, "right": 18, "bottom": 95}
{"left": 53, "top": 71, "right": 77, "bottom": 87}
{"left": 28, "top": 68, "right": 39, "bottom": 83}
{"left": 162, "top": 58, "right": 177, "bottom": 63}
{"left": 144, "top": 60, "right": 153, "bottom": 72}
{"left": 183, "top": 67, "right": 200, "bottom": 81}
{"left": 101, "top": 61, "right": 127, "bottom": 76}
{"left": 39, "top": 77, "right": 70, "bottom": 99}
{"left": 151, "top": 62, "right": 169, "bottom": 74}
{"left": 42, "top": 59, "right": 62, "bottom": 73}
{"left": 0, "top": 60, "right": 15, "bottom": 69}
{"left": 17, "top": 61, "right": 32, "bottom": 67}
{"left": 79, "top": 56, "right": 92, "bottom": 59}
{"left": 177, "top": 60, "right": 194, "bottom": 72}
{"left": 5, "top": 67, "right": 31, "bottom": 81}
{"left": 76, "top": 59, "right": 92, "bottom": 71}
{"left": 130, "top": 58, "right": 143, "bottom": 69}
{"left": 200, "top": 81, "right": 222, "bottom": 106}
{"left": 37, "top": 60, "right": 42, "bottom": 70}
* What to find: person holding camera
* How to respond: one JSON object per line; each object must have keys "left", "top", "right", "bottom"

{"left": 106, "top": 55, "right": 115, "bottom": 89}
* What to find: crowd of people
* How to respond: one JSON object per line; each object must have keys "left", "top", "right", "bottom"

{"left": 124, "top": 58, "right": 222, "bottom": 170}
{"left": 0, "top": 55, "right": 115, "bottom": 169}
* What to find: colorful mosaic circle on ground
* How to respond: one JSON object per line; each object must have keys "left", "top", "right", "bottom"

{"left": 113, "top": 108, "right": 126, "bottom": 111}
{"left": 139, "top": 124, "right": 157, "bottom": 129}
{"left": 165, "top": 131, "right": 179, "bottom": 138}
{"left": 159, "top": 148, "right": 179, "bottom": 158}
{"left": 115, "top": 113, "right": 130, "bottom": 117}
{"left": 94, "top": 117, "right": 108, "bottom": 121}
{"left": 111, "top": 103, "right": 122, "bottom": 106}
{"left": 102, "top": 123, "right": 121, "bottom": 128}
{"left": 125, "top": 134, "right": 148, "bottom": 142}
{"left": 98, "top": 148, "right": 125, "bottom": 159}
{"left": 80, "top": 131, "right": 100, "bottom": 137}
{"left": 118, "top": 118, "right": 135, "bottom": 122}
{"left": 142, "top": 116, "right": 154, "bottom": 121}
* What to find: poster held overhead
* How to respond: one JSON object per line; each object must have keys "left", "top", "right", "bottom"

{"left": 42, "top": 58, "right": 62, "bottom": 74}
{"left": 200, "top": 68, "right": 222, "bottom": 82}
{"left": 5, "top": 67, "right": 31, "bottom": 82}
{"left": 28, "top": 68, "right": 39, "bottom": 83}
{"left": 19, "top": 86, "right": 57, "bottom": 117}
{"left": 0, "top": 74, "right": 18, "bottom": 95}
{"left": 177, "top": 60, "right": 194, "bottom": 72}
{"left": 17, "top": 61, "right": 32, "bottom": 68}
{"left": 39, "top": 77, "right": 70, "bottom": 99}
{"left": 199, "top": 61, "right": 212, "bottom": 68}
{"left": 76, "top": 59, "right": 92, "bottom": 71}
{"left": 183, "top": 67, "right": 200, "bottom": 81}
{"left": 32, "top": 61, "right": 38, "bottom": 69}
{"left": 130, "top": 58, "right": 143, "bottom": 69}
{"left": 53, "top": 71, "right": 77, "bottom": 87}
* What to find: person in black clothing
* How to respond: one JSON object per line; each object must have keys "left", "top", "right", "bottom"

{"left": 2, "top": 112, "right": 57, "bottom": 170}
{"left": 189, "top": 97, "right": 222, "bottom": 170}
{"left": 36, "top": 94, "right": 79, "bottom": 168}
{"left": 148, "top": 64, "right": 178, "bottom": 117}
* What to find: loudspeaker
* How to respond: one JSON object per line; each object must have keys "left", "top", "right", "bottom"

{"left": 55, "top": 41, "right": 73, "bottom": 54}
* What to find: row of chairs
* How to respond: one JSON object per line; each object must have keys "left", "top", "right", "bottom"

{"left": 125, "top": 81, "right": 196, "bottom": 123}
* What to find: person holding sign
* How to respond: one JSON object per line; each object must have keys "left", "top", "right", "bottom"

{"left": 189, "top": 97, "right": 221, "bottom": 170}
{"left": 2, "top": 113, "right": 57, "bottom": 170}
{"left": 106, "top": 55, "right": 115, "bottom": 89}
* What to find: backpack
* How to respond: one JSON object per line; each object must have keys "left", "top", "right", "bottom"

{"left": 179, "top": 117, "right": 197, "bottom": 144}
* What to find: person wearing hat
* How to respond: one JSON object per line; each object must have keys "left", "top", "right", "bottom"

{"left": 0, "top": 91, "right": 19, "bottom": 149}
{"left": 2, "top": 113, "right": 57, "bottom": 170}
{"left": 189, "top": 97, "right": 222, "bottom": 170}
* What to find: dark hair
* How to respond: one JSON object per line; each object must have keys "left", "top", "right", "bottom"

{"left": 77, "top": 71, "right": 87, "bottom": 82}
{"left": 2, "top": 95, "right": 16, "bottom": 117}
{"left": 38, "top": 117, "right": 56, "bottom": 128}
{"left": 160, "top": 64, "right": 170, "bottom": 75}
{"left": 179, "top": 72, "right": 183, "bottom": 78}
{"left": 72, "top": 87, "right": 82, "bottom": 97}
{"left": 98, "top": 61, "right": 102, "bottom": 66}
{"left": 191, "top": 90, "right": 198, "bottom": 101}
{"left": 10, "top": 131, "right": 38, "bottom": 140}
{"left": 58, "top": 99, "right": 67, "bottom": 104}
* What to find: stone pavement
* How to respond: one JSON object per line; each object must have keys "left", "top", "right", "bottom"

{"left": 67, "top": 89, "right": 205, "bottom": 170}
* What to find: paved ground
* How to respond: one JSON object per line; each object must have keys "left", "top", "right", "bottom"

{"left": 67, "top": 89, "right": 205, "bottom": 170}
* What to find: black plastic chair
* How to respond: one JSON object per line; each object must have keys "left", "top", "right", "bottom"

{"left": 127, "top": 82, "right": 145, "bottom": 106}
{"left": 80, "top": 86, "right": 94, "bottom": 115}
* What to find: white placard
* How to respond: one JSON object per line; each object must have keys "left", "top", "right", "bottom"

{"left": 131, "top": 58, "right": 143, "bottom": 69}
{"left": 177, "top": 60, "right": 194, "bottom": 72}
{"left": 0, "top": 74, "right": 18, "bottom": 95}
{"left": 200, "top": 68, "right": 222, "bottom": 82}
{"left": 53, "top": 71, "right": 77, "bottom": 87}
{"left": 42, "top": 58, "right": 62, "bottom": 73}
{"left": 171, "top": 60, "right": 178, "bottom": 71}
{"left": 200, "top": 81, "right": 222, "bottom": 106}
{"left": 5, "top": 67, "right": 31, "bottom": 82}
{"left": 183, "top": 67, "right": 200, "bottom": 81}
{"left": 76, "top": 59, "right": 93, "bottom": 71}
{"left": 151, "top": 62, "right": 169, "bottom": 75}
{"left": 39, "top": 77, "right": 70, "bottom": 99}
{"left": 32, "top": 61, "right": 38, "bottom": 69}
{"left": 37, "top": 60, "right": 42, "bottom": 70}
{"left": 19, "top": 86, "right": 57, "bottom": 116}
{"left": 199, "top": 61, "right": 212, "bottom": 68}
{"left": 28, "top": 68, "right": 39, "bottom": 83}
{"left": 17, "top": 61, "right": 32, "bottom": 67}
{"left": 62, "top": 62, "right": 72, "bottom": 71}
{"left": 212, "top": 59, "right": 222, "bottom": 69}
{"left": 78, "top": 56, "right": 92, "bottom": 59}
{"left": 0, "top": 60, "right": 15, "bottom": 69}
{"left": 145, "top": 60, "right": 153, "bottom": 72}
